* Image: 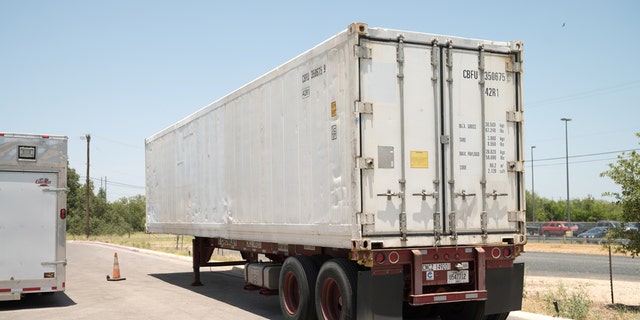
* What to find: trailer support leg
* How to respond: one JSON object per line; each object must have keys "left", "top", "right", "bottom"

{"left": 192, "top": 237, "right": 203, "bottom": 286}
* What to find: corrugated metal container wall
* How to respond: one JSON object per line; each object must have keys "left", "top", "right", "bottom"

{"left": 146, "top": 28, "right": 361, "bottom": 248}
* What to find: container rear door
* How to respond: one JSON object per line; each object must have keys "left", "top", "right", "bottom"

{"left": 442, "top": 48, "right": 521, "bottom": 238}
{"left": 359, "top": 39, "right": 443, "bottom": 239}
{"left": 0, "top": 171, "right": 58, "bottom": 282}
{"left": 359, "top": 38, "right": 522, "bottom": 243}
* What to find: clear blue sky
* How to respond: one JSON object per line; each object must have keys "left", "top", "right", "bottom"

{"left": 2, "top": 1, "right": 638, "bottom": 202}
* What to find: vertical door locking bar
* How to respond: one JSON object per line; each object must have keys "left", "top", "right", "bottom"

{"left": 396, "top": 35, "right": 408, "bottom": 241}
{"left": 445, "top": 41, "right": 458, "bottom": 240}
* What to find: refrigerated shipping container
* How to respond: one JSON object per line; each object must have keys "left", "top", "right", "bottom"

{"left": 146, "top": 22, "right": 526, "bottom": 319}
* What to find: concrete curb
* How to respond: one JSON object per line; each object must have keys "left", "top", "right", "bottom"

{"left": 509, "top": 311, "right": 570, "bottom": 320}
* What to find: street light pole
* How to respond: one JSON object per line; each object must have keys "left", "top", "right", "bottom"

{"left": 560, "top": 118, "right": 571, "bottom": 226}
{"left": 530, "top": 145, "right": 536, "bottom": 222}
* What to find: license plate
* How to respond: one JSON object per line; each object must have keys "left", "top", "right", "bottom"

{"left": 447, "top": 270, "right": 469, "bottom": 284}
{"left": 422, "top": 263, "right": 451, "bottom": 271}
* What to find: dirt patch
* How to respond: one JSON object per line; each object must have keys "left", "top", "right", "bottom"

{"left": 524, "top": 242, "right": 625, "bottom": 256}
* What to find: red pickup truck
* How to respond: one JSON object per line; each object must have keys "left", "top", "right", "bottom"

{"left": 540, "top": 221, "right": 579, "bottom": 236}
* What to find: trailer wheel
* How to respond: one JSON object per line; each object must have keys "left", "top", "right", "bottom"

{"left": 438, "top": 301, "right": 484, "bottom": 320}
{"left": 279, "top": 255, "right": 318, "bottom": 320}
{"left": 315, "top": 258, "right": 358, "bottom": 320}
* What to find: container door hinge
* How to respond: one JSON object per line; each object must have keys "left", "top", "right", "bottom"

{"left": 506, "top": 59, "right": 522, "bottom": 73}
{"left": 507, "top": 160, "right": 524, "bottom": 172}
{"left": 508, "top": 210, "right": 526, "bottom": 223}
{"left": 356, "top": 157, "right": 374, "bottom": 169}
{"left": 355, "top": 101, "right": 373, "bottom": 114}
{"left": 357, "top": 212, "right": 376, "bottom": 226}
{"left": 355, "top": 45, "right": 372, "bottom": 59}
{"left": 506, "top": 110, "right": 523, "bottom": 123}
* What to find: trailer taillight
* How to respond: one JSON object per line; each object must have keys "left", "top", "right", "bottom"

{"left": 388, "top": 251, "right": 400, "bottom": 264}
{"left": 60, "top": 209, "right": 67, "bottom": 219}
{"left": 374, "top": 252, "right": 385, "bottom": 264}
{"left": 491, "top": 247, "right": 502, "bottom": 259}
{"left": 502, "top": 247, "right": 513, "bottom": 258}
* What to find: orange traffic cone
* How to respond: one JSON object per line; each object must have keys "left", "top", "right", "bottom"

{"left": 106, "top": 252, "right": 126, "bottom": 281}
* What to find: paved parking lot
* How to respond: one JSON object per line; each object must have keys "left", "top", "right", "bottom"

{"left": 0, "top": 241, "right": 280, "bottom": 320}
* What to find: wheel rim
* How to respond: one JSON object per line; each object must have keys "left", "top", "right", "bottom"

{"left": 282, "top": 271, "right": 300, "bottom": 315}
{"left": 320, "top": 277, "right": 343, "bottom": 320}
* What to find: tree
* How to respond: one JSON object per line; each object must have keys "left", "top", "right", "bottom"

{"left": 600, "top": 133, "right": 640, "bottom": 257}
{"left": 65, "top": 165, "right": 146, "bottom": 236}
{"left": 65, "top": 166, "right": 86, "bottom": 235}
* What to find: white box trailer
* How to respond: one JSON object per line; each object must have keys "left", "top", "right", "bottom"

{"left": 146, "top": 23, "right": 525, "bottom": 319}
{"left": 0, "top": 133, "right": 68, "bottom": 301}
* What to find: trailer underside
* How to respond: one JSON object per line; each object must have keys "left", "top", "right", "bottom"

{"left": 190, "top": 236, "right": 523, "bottom": 319}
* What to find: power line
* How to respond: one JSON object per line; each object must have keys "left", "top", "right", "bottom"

{"left": 528, "top": 148, "right": 639, "bottom": 163}
{"left": 79, "top": 176, "right": 145, "bottom": 190}
{"left": 527, "top": 80, "right": 640, "bottom": 108}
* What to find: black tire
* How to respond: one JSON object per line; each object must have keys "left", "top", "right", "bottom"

{"left": 438, "top": 301, "right": 485, "bottom": 320}
{"left": 315, "top": 258, "right": 358, "bottom": 320}
{"left": 543, "top": 231, "right": 550, "bottom": 237}
{"left": 279, "top": 255, "right": 319, "bottom": 320}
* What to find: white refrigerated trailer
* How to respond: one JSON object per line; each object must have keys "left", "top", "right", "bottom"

{"left": 146, "top": 22, "right": 526, "bottom": 319}
{"left": 0, "top": 133, "right": 68, "bottom": 301}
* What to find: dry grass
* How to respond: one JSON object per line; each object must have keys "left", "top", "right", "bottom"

{"left": 68, "top": 233, "right": 243, "bottom": 261}
{"left": 524, "top": 242, "right": 625, "bottom": 256}
{"left": 69, "top": 233, "right": 194, "bottom": 256}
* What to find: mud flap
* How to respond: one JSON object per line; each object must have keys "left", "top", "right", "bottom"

{"left": 356, "top": 271, "right": 403, "bottom": 320}
{"left": 484, "top": 262, "right": 524, "bottom": 315}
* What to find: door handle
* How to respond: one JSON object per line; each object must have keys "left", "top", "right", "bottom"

{"left": 411, "top": 189, "right": 438, "bottom": 200}
{"left": 377, "top": 189, "right": 403, "bottom": 201}
{"left": 455, "top": 190, "right": 476, "bottom": 200}
{"left": 487, "top": 190, "right": 508, "bottom": 200}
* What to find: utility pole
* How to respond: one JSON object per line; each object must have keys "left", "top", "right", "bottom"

{"left": 530, "top": 145, "right": 536, "bottom": 222}
{"left": 82, "top": 134, "right": 91, "bottom": 238}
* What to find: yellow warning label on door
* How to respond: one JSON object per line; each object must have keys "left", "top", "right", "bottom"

{"left": 410, "top": 151, "right": 429, "bottom": 168}
{"left": 331, "top": 101, "right": 337, "bottom": 117}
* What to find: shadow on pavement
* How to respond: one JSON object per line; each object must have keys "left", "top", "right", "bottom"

{"left": 0, "top": 292, "right": 76, "bottom": 311}
{"left": 150, "top": 268, "right": 281, "bottom": 319}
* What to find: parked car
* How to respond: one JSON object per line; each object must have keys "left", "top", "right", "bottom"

{"left": 577, "top": 227, "right": 609, "bottom": 244}
{"left": 526, "top": 225, "right": 539, "bottom": 235}
{"left": 624, "top": 222, "right": 639, "bottom": 231}
{"left": 540, "top": 221, "right": 579, "bottom": 237}
{"left": 596, "top": 220, "right": 622, "bottom": 229}
{"left": 570, "top": 223, "right": 588, "bottom": 235}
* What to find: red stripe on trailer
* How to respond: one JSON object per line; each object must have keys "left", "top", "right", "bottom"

{"left": 0, "top": 288, "right": 10, "bottom": 293}
{"left": 22, "top": 287, "right": 41, "bottom": 292}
